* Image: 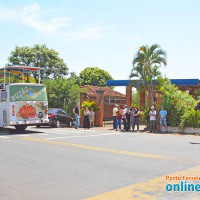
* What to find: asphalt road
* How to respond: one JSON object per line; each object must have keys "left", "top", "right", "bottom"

{"left": 0, "top": 126, "right": 200, "bottom": 200}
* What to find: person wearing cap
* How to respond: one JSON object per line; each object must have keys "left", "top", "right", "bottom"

{"left": 149, "top": 106, "right": 157, "bottom": 133}
{"left": 113, "top": 104, "right": 118, "bottom": 130}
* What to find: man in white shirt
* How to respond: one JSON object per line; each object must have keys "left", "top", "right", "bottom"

{"left": 113, "top": 104, "right": 118, "bottom": 130}
{"left": 149, "top": 106, "right": 156, "bottom": 132}
{"left": 122, "top": 105, "right": 127, "bottom": 130}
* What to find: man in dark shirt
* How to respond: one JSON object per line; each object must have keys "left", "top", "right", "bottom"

{"left": 73, "top": 103, "right": 80, "bottom": 129}
{"left": 125, "top": 109, "right": 131, "bottom": 131}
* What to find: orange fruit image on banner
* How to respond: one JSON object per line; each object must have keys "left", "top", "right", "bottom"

{"left": 18, "top": 104, "right": 37, "bottom": 119}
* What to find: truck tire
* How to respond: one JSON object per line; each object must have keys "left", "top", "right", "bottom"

{"left": 14, "top": 125, "right": 27, "bottom": 131}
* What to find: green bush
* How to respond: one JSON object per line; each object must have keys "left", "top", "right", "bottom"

{"left": 140, "top": 109, "right": 150, "bottom": 125}
{"left": 80, "top": 100, "right": 100, "bottom": 115}
{"left": 161, "top": 81, "right": 197, "bottom": 128}
{"left": 180, "top": 110, "right": 200, "bottom": 129}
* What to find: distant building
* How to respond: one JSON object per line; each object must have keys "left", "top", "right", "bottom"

{"left": 80, "top": 85, "right": 126, "bottom": 120}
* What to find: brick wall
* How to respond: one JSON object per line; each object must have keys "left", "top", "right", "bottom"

{"left": 104, "top": 102, "right": 125, "bottom": 119}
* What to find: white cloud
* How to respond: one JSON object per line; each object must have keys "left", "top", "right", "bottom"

{"left": 61, "top": 27, "right": 103, "bottom": 42}
{"left": 0, "top": 3, "right": 72, "bottom": 35}
{"left": 0, "top": 3, "right": 103, "bottom": 41}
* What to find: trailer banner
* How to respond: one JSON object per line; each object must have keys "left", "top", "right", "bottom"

{"left": 15, "top": 101, "right": 48, "bottom": 120}
{"left": 10, "top": 85, "right": 47, "bottom": 102}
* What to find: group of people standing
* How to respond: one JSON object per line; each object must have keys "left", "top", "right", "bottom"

{"left": 113, "top": 104, "right": 168, "bottom": 133}
{"left": 113, "top": 104, "right": 140, "bottom": 132}
{"left": 82, "top": 107, "right": 95, "bottom": 129}
{"left": 73, "top": 104, "right": 95, "bottom": 129}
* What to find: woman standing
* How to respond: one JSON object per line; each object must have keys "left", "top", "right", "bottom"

{"left": 132, "top": 107, "right": 140, "bottom": 132}
{"left": 116, "top": 106, "right": 122, "bottom": 130}
{"left": 90, "top": 108, "right": 95, "bottom": 128}
{"left": 83, "top": 107, "right": 90, "bottom": 129}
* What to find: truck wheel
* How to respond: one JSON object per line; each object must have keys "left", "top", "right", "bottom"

{"left": 36, "top": 125, "right": 41, "bottom": 128}
{"left": 55, "top": 120, "right": 60, "bottom": 128}
{"left": 14, "top": 125, "right": 27, "bottom": 131}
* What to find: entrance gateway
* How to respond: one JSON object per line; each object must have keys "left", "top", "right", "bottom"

{"left": 0, "top": 66, "right": 49, "bottom": 131}
{"left": 107, "top": 79, "right": 200, "bottom": 107}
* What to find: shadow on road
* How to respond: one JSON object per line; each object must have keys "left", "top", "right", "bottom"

{"left": 0, "top": 126, "right": 74, "bottom": 136}
{"left": 189, "top": 142, "right": 200, "bottom": 145}
{"left": 0, "top": 128, "right": 44, "bottom": 136}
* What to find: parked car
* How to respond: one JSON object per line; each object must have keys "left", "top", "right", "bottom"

{"left": 36, "top": 108, "right": 74, "bottom": 128}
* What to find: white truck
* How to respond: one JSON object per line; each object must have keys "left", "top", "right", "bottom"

{"left": 0, "top": 66, "right": 49, "bottom": 131}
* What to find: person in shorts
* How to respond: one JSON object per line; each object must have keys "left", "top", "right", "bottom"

{"left": 90, "top": 108, "right": 95, "bottom": 128}
{"left": 159, "top": 106, "right": 168, "bottom": 133}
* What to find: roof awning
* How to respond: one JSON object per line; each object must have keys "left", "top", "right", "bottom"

{"left": 0, "top": 65, "right": 42, "bottom": 75}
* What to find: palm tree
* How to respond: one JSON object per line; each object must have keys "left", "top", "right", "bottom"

{"left": 130, "top": 44, "right": 167, "bottom": 105}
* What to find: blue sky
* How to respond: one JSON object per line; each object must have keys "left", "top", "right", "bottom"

{"left": 0, "top": 0, "right": 200, "bottom": 93}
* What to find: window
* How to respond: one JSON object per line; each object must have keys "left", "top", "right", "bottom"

{"left": 116, "top": 99, "right": 120, "bottom": 104}
{"left": 110, "top": 99, "right": 116, "bottom": 104}
{"left": 104, "top": 98, "right": 126, "bottom": 104}
{"left": 104, "top": 98, "right": 110, "bottom": 103}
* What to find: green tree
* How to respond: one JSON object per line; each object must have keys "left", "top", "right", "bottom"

{"left": 161, "top": 81, "right": 196, "bottom": 127}
{"left": 79, "top": 67, "right": 113, "bottom": 87}
{"left": 45, "top": 78, "right": 83, "bottom": 116}
{"left": 132, "top": 90, "right": 140, "bottom": 108}
{"left": 130, "top": 44, "right": 167, "bottom": 105}
{"left": 69, "top": 72, "right": 81, "bottom": 85}
{"left": 8, "top": 44, "right": 68, "bottom": 81}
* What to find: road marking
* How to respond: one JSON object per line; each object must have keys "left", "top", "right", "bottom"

{"left": 22, "top": 137, "right": 177, "bottom": 160}
{"left": 36, "top": 133, "right": 48, "bottom": 136}
{"left": 0, "top": 136, "right": 10, "bottom": 139}
{"left": 85, "top": 165, "right": 200, "bottom": 200}
{"left": 46, "top": 133, "right": 122, "bottom": 140}
{"left": 81, "top": 130, "right": 97, "bottom": 132}
{"left": 56, "top": 131, "right": 84, "bottom": 134}
{"left": 17, "top": 134, "right": 31, "bottom": 137}
{"left": 30, "top": 129, "right": 84, "bottom": 134}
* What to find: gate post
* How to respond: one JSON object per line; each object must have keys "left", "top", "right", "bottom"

{"left": 126, "top": 86, "right": 132, "bottom": 106}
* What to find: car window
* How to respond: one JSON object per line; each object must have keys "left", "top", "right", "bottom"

{"left": 49, "top": 109, "right": 58, "bottom": 114}
{"left": 57, "top": 110, "right": 63, "bottom": 115}
{"left": 61, "top": 110, "right": 67, "bottom": 116}
{"left": 63, "top": 111, "right": 68, "bottom": 116}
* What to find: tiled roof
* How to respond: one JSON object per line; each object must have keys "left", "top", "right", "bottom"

{"left": 81, "top": 85, "right": 126, "bottom": 98}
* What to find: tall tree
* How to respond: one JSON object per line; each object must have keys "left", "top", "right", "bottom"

{"left": 8, "top": 44, "right": 68, "bottom": 81}
{"left": 69, "top": 72, "right": 81, "bottom": 85}
{"left": 45, "top": 78, "right": 83, "bottom": 116}
{"left": 130, "top": 44, "right": 167, "bottom": 105}
{"left": 79, "top": 67, "right": 113, "bottom": 87}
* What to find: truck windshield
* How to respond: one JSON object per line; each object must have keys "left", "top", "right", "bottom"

{"left": 10, "top": 85, "right": 47, "bottom": 102}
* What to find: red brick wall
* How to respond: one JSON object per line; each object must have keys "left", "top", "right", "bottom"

{"left": 104, "top": 103, "right": 125, "bottom": 119}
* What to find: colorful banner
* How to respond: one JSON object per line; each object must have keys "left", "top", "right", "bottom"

{"left": 10, "top": 85, "right": 47, "bottom": 102}
{"left": 15, "top": 101, "right": 48, "bottom": 120}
